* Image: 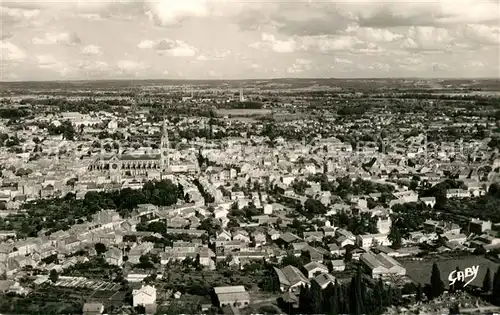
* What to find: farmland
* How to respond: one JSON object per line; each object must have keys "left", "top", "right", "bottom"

{"left": 402, "top": 255, "right": 500, "bottom": 288}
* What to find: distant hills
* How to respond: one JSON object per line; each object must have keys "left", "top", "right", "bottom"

{"left": 1, "top": 78, "right": 499, "bottom": 91}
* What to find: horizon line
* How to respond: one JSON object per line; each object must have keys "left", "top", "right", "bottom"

{"left": 1, "top": 76, "right": 500, "bottom": 84}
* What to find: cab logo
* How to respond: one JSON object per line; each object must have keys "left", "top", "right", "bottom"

{"left": 448, "top": 265, "right": 479, "bottom": 288}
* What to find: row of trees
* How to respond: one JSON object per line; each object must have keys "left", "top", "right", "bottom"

{"left": 291, "top": 268, "right": 401, "bottom": 315}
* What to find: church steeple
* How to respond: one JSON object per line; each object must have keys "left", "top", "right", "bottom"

{"left": 161, "top": 118, "right": 170, "bottom": 171}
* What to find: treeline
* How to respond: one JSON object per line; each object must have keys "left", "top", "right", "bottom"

{"left": 18, "top": 98, "right": 128, "bottom": 113}
{"left": 0, "top": 107, "right": 31, "bottom": 119}
{"left": 280, "top": 268, "right": 402, "bottom": 315}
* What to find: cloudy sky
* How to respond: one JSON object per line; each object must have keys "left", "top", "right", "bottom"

{"left": 1, "top": 0, "right": 499, "bottom": 81}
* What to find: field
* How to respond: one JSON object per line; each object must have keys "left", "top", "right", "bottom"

{"left": 215, "top": 109, "right": 272, "bottom": 117}
{"left": 402, "top": 255, "right": 499, "bottom": 288}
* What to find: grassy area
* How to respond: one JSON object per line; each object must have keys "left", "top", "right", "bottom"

{"left": 402, "top": 255, "right": 499, "bottom": 287}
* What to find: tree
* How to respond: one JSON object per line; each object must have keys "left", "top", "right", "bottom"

{"left": 416, "top": 283, "right": 423, "bottom": 302}
{"left": 349, "top": 268, "right": 365, "bottom": 315}
{"left": 95, "top": 243, "right": 107, "bottom": 255}
{"left": 374, "top": 279, "right": 384, "bottom": 314}
{"left": 493, "top": 266, "right": 500, "bottom": 305}
{"left": 49, "top": 269, "right": 59, "bottom": 283}
{"left": 388, "top": 225, "right": 402, "bottom": 249}
{"left": 430, "top": 263, "right": 445, "bottom": 299}
{"left": 299, "top": 285, "right": 312, "bottom": 313}
{"left": 482, "top": 268, "right": 492, "bottom": 293}
{"left": 311, "top": 283, "right": 323, "bottom": 314}
{"left": 449, "top": 303, "right": 460, "bottom": 315}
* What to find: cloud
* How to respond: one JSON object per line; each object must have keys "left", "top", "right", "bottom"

{"left": 116, "top": 60, "right": 149, "bottom": 73}
{"left": 138, "top": 38, "right": 196, "bottom": 56}
{"left": 145, "top": 0, "right": 209, "bottom": 26}
{"left": 287, "top": 58, "right": 313, "bottom": 74}
{"left": 33, "top": 31, "right": 81, "bottom": 45}
{"left": 81, "top": 44, "right": 102, "bottom": 55}
{"left": 463, "top": 24, "right": 500, "bottom": 46}
{"left": 0, "top": 40, "right": 27, "bottom": 61}
{"left": 36, "top": 54, "right": 59, "bottom": 68}
{"left": 250, "top": 32, "right": 297, "bottom": 53}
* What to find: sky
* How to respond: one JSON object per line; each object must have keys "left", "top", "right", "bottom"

{"left": 1, "top": 0, "right": 499, "bottom": 81}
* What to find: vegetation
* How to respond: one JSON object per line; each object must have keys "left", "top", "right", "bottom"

{"left": 0, "top": 179, "right": 182, "bottom": 237}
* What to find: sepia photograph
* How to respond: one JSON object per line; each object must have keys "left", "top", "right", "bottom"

{"left": 0, "top": 0, "right": 500, "bottom": 314}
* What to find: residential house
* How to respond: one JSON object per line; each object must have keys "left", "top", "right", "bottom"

{"left": 303, "top": 262, "right": 328, "bottom": 278}
{"left": 303, "top": 231, "right": 324, "bottom": 243}
{"left": 213, "top": 286, "right": 250, "bottom": 308}
{"left": 273, "top": 265, "right": 310, "bottom": 293}
{"left": 133, "top": 285, "right": 157, "bottom": 307}
{"left": 356, "top": 234, "right": 391, "bottom": 249}
{"left": 469, "top": 219, "right": 492, "bottom": 234}
{"left": 82, "top": 303, "right": 105, "bottom": 315}
{"left": 360, "top": 252, "right": 406, "bottom": 279}
{"left": 311, "top": 273, "right": 336, "bottom": 290}
{"left": 328, "top": 244, "right": 346, "bottom": 257}
{"left": 330, "top": 260, "right": 346, "bottom": 272}
{"left": 104, "top": 248, "right": 123, "bottom": 266}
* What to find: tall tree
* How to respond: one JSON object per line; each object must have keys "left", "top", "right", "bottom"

{"left": 374, "top": 279, "right": 384, "bottom": 314}
{"left": 482, "top": 268, "right": 492, "bottom": 293}
{"left": 430, "top": 263, "right": 445, "bottom": 299}
{"left": 493, "top": 266, "right": 500, "bottom": 305}
{"left": 349, "top": 268, "right": 365, "bottom": 315}
{"left": 416, "top": 283, "right": 423, "bottom": 302}
{"left": 299, "top": 285, "right": 312, "bottom": 313}
{"left": 49, "top": 269, "right": 59, "bottom": 283}
{"left": 311, "top": 283, "right": 323, "bottom": 314}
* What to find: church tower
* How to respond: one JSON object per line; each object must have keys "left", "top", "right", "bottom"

{"left": 160, "top": 118, "right": 170, "bottom": 172}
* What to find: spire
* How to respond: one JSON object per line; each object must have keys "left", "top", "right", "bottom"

{"left": 161, "top": 118, "right": 170, "bottom": 171}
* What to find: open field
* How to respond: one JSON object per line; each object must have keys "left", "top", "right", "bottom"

{"left": 402, "top": 255, "right": 499, "bottom": 288}
{"left": 216, "top": 109, "right": 272, "bottom": 117}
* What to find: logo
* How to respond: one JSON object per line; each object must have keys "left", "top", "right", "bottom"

{"left": 448, "top": 265, "right": 479, "bottom": 288}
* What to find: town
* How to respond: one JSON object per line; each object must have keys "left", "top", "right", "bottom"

{"left": 0, "top": 78, "right": 499, "bottom": 315}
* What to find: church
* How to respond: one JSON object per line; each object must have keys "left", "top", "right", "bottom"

{"left": 88, "top": 120, "right": 197, "bottom": 182}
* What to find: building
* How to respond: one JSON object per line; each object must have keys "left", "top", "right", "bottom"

{"left": 469, "top": 219, "right": 492, "bottom": 234}
{"left": 273, "top": 265, "right": 310, "bottom": 293}
{"left": 311, "top": 273, "right": 336, "bottom": 290}
{"left": 213, "top": 285, "right": 250, "bottom": 308}
{"left": 360, "top": 252, "right": 406, "bottom": 279}
{"left": 82, "top": 302, "right": 105, "bottom": 315}
{"left": 304, "top": 262, "right": 328, "bottom": 279}
{"left": 356, "top": 233, "right": 391, "bottom": 249}
{"left": 132, "top": 285, "right": 157, "bottom": 307}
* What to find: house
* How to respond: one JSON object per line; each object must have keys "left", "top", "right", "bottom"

{"left": 330, "top": 260, "right": 346, "bottom": 272}
{"left": 445, "top": 189, "right": 469, "bottom": 199}
{"left": 252, "top": 231, "right": 267, "bottom": 246}
{"left": 233, "top": 231, "right": 251, "bottom": 243}
{"left": 213, "top": 286, "right": 250, "bottom": 308}
{"left": 133, "top": 285, "right": 157, "bottom": 307}
{"left": 469, "top": 219, "right": 492, "bottom": 234}
{"left": 356, "top": 234, "right": 391, "bottom": 249}
{"left": 360, "top": 252, "right": 406, "bottom": 279}
{"left": 303, "top": 246, "right": 329, "bottom": 263}
{"left": 328, "top": 244, "right": 346, "bottom": 257}
{"left": 278, "top": 232, "right": 303, "bottom": 248}
{"left": 273, "top": 265, "right": 310, "bottom": 293}
{"left": 83, "top": 302, "right": 105, "bottom": 315}
{"left": 336, "top": 236, "right": 355, "bottom": 248}
{"left": 443, "top": 233, "right": 467, "bottom": 245}
{"left": 303, "top": 231, "right": 324, "bottom": 243}
{"left": 311, "top": 273, "right": 336, "bottom": 290}
{"left": 304, "top": 262, "right": 328, "bottom": 278}
{"left": 104, "top": 248, "right": 123, "bottom": 266}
